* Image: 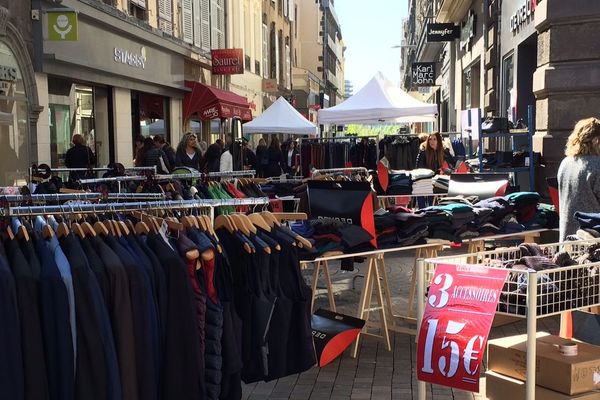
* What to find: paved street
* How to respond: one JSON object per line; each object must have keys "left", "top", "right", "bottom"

{"left": 242, "top": 251, "right": 560, "bottom": 400}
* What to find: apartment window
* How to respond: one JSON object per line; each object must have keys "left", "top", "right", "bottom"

{"left": 463, "top": 61, "right": 481, "bottom": 109}
{"left": 128, "top": 0, "right": 147, "bottom": 21}
{"left": 278, "top": 0, "right": 283, "bottom": 15}
{"left": 294, "top": 5, "right": 298, "bottom": 38}
{"left": 245, "top": 55, "right": 251, "bottom": 71}
{"left": 262, "top": 22, "right": 269, "bottom": 78}
{"left": 255, "top": 60, "right": 261, "bottom": 75}
{"left": 502, "top": 53, "right": 514, "bottom": 118}
{"left": 278, "top": 29, "right": 283, "bottom": 84}
{"left": 158, "top": 0, "right": 173, "bottom": 34}
{"left": 285, "top": 41, "right": 291, "bottom": 89}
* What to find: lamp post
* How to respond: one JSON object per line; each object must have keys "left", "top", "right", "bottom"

{"left": 391, "top": 44, "right": 417, "bottom": 90}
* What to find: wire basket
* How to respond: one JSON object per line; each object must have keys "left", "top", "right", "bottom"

{"left": 423, "top": 239, "right": 600, "bottom": 318}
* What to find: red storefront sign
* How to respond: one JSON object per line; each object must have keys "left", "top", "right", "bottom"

{"left": 211, "top": 48, "right": 244, "bottom": 75}
{"left": 201, "top": 102, "right": 252, "bottom": 121}
{"left": 417, "top": 264, "right": 508, "bottom": 392}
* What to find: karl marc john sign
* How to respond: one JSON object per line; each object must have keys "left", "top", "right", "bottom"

{"left": 412, "top": 63, "right": 436, "bottom": 87}
{"left": 427, "top": 23, "right": 460, "bottom": 42}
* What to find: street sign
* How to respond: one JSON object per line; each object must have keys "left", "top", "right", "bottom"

{"left": 412, "top": 62, "right": 436, "bottom": 86}
{"left": 48, "top": 10, "right": 78, "bottom": 41}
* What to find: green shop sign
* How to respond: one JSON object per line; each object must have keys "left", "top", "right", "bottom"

{"left": 47, "top": 10, "right": 78, "bottom": 41}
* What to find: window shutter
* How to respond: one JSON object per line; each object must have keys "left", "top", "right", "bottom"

{"left": 289, "top": 0, "right": 294, "bottom": 22}
{"left": 130, "top": 0, "right": 146, "bottom": 9}
{"left": 210, "top": 0, "right": 225, "bottom": 49}
{"left": 283, "top": 0, "right": 288, "bottom": 17}
{"left": 275, "top": 29, "right": 280, "bottom": 83}
{"left": 200, "top": 0, "right": 210, "bottom": 51}
{"left": 262, "top": 23, "right": 269, "bottom": 78}
{"left": 158, "top": 0, "right": 173, "bottom": 34}
{"left": 182, "top": 0, "right": 193, "bottom": 44}
{"left": 193, "top": 0, "right": 201, "bottom": 47}
{"left": 285, "top": 43, "right": 290, "bottom": 89}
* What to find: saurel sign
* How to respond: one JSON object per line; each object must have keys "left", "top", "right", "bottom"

{"left": 412, "top": 62, "right": 436, "bottom": 86}
{"left": 211, "top": 49, "right": 244, "bottom": 75}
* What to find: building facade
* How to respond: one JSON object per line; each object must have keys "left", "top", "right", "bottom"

{"left": 0, "top": 1, "right": 42, "bottom": 186}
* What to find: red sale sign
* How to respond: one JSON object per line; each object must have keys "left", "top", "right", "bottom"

{"left": 417, "top": 264, "right": 508, "bottom": 392}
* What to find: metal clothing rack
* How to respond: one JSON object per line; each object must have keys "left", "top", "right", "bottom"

{"left": 312, "top": 167, "right": 369, "bottom": 176}
{"left": 29, "top": 166, "right": 156, "bottom": 184}
{"left": 2, "top": 197, "right": 270, "bottom": 220}
{"left": 155, "top": 170, "right": 256, "bottom": 181}
{"left": 299, "top": 136, "right": 378, "bottom": 176}
{"left": 1, "top": 192, "right": 167, "bottom": 202}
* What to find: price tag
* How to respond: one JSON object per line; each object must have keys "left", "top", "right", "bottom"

{"left": 417, "top": 264, "right": 508, "bottom": 392}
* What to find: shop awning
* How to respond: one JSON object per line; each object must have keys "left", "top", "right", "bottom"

{"left": 183, "top": 80, "right": 252, "bottom": 121}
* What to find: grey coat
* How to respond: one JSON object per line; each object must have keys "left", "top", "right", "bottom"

{"left": 557, "top": 156, "right": 600, "bottom": 240}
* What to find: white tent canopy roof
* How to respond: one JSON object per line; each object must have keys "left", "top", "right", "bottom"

{"left": 243, "top": 96, "right": 317, "bottom": 135}
{"left": 318, "top": 72, "right": 437, "bottom": 124}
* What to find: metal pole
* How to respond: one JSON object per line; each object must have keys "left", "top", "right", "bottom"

{"left": 526, "top": 270, "right": 538, "bottom": 400}
{"left": 416, "top": 258, "right": 427, "bottom": 400}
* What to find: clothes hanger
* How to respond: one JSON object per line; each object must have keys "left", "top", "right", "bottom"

{"left": 57, "top": 214, "right": 70, "bottom": 239}
{"left": 229, "top": 214, "right": 250, "bottom": 236}
{"left": 6, "top": 225, "right": 15, "bottom": 240}
{"left": 260, "top": 211, "right": 280, "bottom": 227}
{"left": 42, "top": 222, "right": 55, "bottom": 239}
{"left": 16, "top": 221, "right": 29, "bottom": 242}
{"left": 214, "top": 214, "right": 235, "bottom": 233}
{"left": 248, "top": 213, "right": 271, "bottom": 232}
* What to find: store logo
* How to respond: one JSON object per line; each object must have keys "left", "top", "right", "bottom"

{"left": 412, "top": 62, "right": 436, "bottom": 86}
{"left": 427, "top": 23, "right": 460, "bottom": 42}
{"left": 47, "top": 10, "right": 78, "bottom": 41}
{"left": 202, "top": 106, "right": 219, "bottom": 119}
{"left": 113, "top": 46, "right": 147, "bottom": 69}
{"left": 511, "top": 0, "right": 538, "bottom": 32}
{"left": 0, "top": 65, "right": 17, "bottom": 82}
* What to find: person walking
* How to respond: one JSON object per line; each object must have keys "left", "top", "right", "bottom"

{"left": 265, "top": 137, "right": 285, "bottom": 178}
{"left": 255, "top": 138, "right": 268, "bottom": 177}
{"left": 285, "top": 140, "right": 299, "bottom": 175}
{"left": 202, "top": 141, "right": 222, "bottom": 173}
{"left": 153, "top": 135, "right": 176, "bottom": 168}
{"left": 175, "top": 133, "right": 203, "bottom": 170}
{"left": 140, "top": 137, "right": 171, "bottom": 173}
{"left": 558, "top": 117, "right": 600, "bottom": 241}
{"left": 65, "top": 133, "right": 96, "bottom": 181}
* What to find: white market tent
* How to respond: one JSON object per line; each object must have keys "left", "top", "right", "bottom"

{"left": 318, "top": 72, "right": 438, "bottom": 124}
{"left": 243, "top": 96, "right": 318, "bottom": 135}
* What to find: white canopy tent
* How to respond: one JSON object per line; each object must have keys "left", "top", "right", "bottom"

{"left": 243, "top": 96, "right": 317, "bottom": 135}
{"left": 318, "top": 72, "right": 438, "bottom": 124}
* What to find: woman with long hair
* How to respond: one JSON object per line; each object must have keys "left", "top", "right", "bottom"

{"left": 265, "top": 136, "right": 285, "bottom": 177}
{"left": 558, "top": 117, "right": 600, "bottom": 240}
{"left": 175, "top": 132, "right": 203, "bottom": 170}
{"left": 415, "top": 132, "right": 454, "bottom": 172}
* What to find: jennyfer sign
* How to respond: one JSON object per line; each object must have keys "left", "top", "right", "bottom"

{"left": 427, "top": 23, "right": 460, "bottom": 42}
{"left": 211, "top": 49, "right": 244, "bottom": 75}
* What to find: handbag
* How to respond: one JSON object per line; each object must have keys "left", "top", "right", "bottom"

{"left": 481, "top": 117, "right": 510, "bottom": 134}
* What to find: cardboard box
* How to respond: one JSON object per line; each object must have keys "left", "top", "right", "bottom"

{"left": 488, "top": 333, "right": 600, "bottom": 395}
{"left": 486, "top": 370, "right": 600, "bottom": 400}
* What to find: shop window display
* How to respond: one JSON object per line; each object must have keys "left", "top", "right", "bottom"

{"left": 0, "top": 41, "right": 32, "bottom": 186}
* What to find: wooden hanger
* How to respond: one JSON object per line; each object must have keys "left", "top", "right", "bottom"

{"left": 125, "top": 219, "right": 135, "bottom": 234}
{"left": 6, "top": 225, "right": 15, "bottom": 240}
{"left": 82, "top": 221, "right": 97, "bottom": 237}
{"left": 230, "top": 214, "right": 250, "bottom": 236}
{"left": 260, "top": 211, "right": 281, "bottom": 227}
{"left": 42, "top": 223, "right": 54, "bottom": 239}
{"left": 71, "top": 222, "right": 86, "bottom": 240}
{"left": 238, "top": 214, "right": 257, "bottom": 234}
{"left": 16, "top": 225, "right": 29, "bottom": 242}
{"left": 117, "top": 220, "right": 130, "bottom": 236}
{"left": 57, "top": 221, "right": 70, "bottom": 238}
{"left": 94, "top": 221, "right": 109, "bottom": 236}
{"left": 182, "top": 215, "right": 197, "bottom": 230}
{"left": 248, "top": 213, "right": 271, "bottom": 232}
{"left": 214, "top": 214, "right": 235, "bottom": 233}
{"left": 272, "top": 212, "right": 308, "bottom": 222}
{"left": 135, "top": 220, "right": 150, "bottom": 235}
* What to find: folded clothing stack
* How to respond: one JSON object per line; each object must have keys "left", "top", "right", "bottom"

{"left": 376, "top": 210, "right": 430, "bottom": 247}
{"left": 410, "top": 169, "right": 435, "bottom": 195}
{"left": 576, "top": 211, "right": 600, "bottom": 233}
{"left": 387, "top": 172, "right": 412, "bottom": 195}
{"left": 432, "top": 175, "right": 450, "bottom": 193}
{"left": 505, "top": 192, "right": 540, "bottom": 224}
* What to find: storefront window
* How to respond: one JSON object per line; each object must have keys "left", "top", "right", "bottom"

{"left": 132, "top": 91, "right": 170, "bottom": 143}
{"left": 0, "top": 41, "right": 32, "bottom": 186}
{"left": 503, "top": 53, "right": 514, "bottom": 118}
{"left": 48, "top": 80, "right": 98, "bottom": 167}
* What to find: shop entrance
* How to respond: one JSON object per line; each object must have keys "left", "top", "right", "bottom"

{"left": 516, "top": 34, "right": 537, "bottom": 121}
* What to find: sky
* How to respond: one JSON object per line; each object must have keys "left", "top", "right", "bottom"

{"left": 335, "top": 0, "right": 409, "bottom": 94}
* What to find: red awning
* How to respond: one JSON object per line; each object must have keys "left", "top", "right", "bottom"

{"left": 183, "top": 80, "right": 253, "bottom": 121}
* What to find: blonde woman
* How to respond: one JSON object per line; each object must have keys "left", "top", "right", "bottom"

{"left": 558, "top": 117, "right": 600, "bottom": 240}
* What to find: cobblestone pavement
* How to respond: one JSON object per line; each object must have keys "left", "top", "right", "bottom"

{"left": 242, "top": 251, "right": 560, "bottom": 400}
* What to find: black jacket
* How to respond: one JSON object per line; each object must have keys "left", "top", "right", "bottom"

{"left": 142, "top": 148, "right": 171, "bottom": 174}
{"left": 175, "top": 147, "right": 203, "bottom": 170}
{"left": 416, "top": 149, "right": 455, "bottom": 172}
{"left": 65, "top": 144, "right": 96, "bottom": 180}
{"left": 266, "top": 148, "right": 284, "bottom": 177}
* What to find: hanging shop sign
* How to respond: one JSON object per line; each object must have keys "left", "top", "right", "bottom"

{"left": 460, "top": 10, "right": 476, "bottom": 50}
{"left": 417, "top": 264, "right": 508, "bottom": 393}
{"left": 211, "top": 48, "right": 244, "bottom": 75}
{"left": 427, "top": 23, "right": 460, "bottom": 42}
{"left": 412, "top": 62, "right": 436, "bottom": 86}
{"left": 510, "top": 0, "right": 539, "bottom": 32}
{"left": 47, "top": 10, "right": 78, "bottom": 41}
{"left": 262, "top": 78, "right": 278, "bottom": 93}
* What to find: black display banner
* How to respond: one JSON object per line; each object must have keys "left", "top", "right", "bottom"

{"left": 412, "top": 62, "right": 436, "bottom": 86}
{"left": 312, "top": 309, "right": 365, "bottom": 367}
{"left": 426, "top": 23, "right": 460, "bottom": 42}
{"left": 307, "top": 180, "right": 376, "bottom": 247}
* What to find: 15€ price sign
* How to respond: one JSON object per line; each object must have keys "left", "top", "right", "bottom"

{"left": 417, "top": 264, "right": 508, "bottom": 392}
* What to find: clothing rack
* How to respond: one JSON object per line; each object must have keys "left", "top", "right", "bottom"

{"left": 312, "top": 167, "right": 369, "bottom": 176}
{"left": 29, "top": 166, "right": 156, "bottom": 184}
{"left": 155, "top": 169, "right": 256, "bottom": 181}
{"left": 2, "top": 197, "right": 270, "bottom": 220}
{"left": 78, "top": 176, "right": 148, "bottom": 184}
{"left": 0, "top": 192, "right": 167, "bottom": 202}
{"left": 299, "top": 136, "right": 378, "bottom": 176}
